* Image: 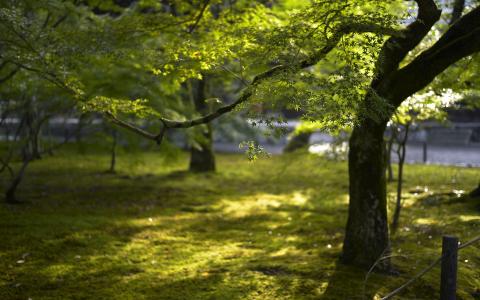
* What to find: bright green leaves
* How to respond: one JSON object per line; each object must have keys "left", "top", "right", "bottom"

{"left": 391, "top": 89, "right": 464, "bottom": 126}
{"left": 81, "top": 97, "right": 160, "bottom": 119}
{"left": 0, "top": 0, "right": 417, "bottom": 138}
{"left": 239, "top": 141, "right": 271, "bottom": 161}
{"left": 239, "top": 0, "right": 400, "bottom": 132}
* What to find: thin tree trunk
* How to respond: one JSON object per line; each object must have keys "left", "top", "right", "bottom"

{"left": 75, "top": 113, "right": 87, "bottom": 143}
{"left": 386, "top": 128, "right": 396, "bottom": 182}
{"left": 5, "top": 152, "right": 31, "bottom": 204}
{"left": 24, "top": 102, "right": 42, "bottom": 160}
{"left": 31, "top": 124, "right": 42, "bottom": 160}
{"left": 391, "top": 124, "right": 410, "bottom": 233}
{"left": 4, "top": 110, "right": 51, "bottom": 203}
{"left": 108, "top": 129, "right": 118, "bottom": 173}
{"left": 342, "top": 117, "right": 391, "bottom": 271}
{"left": 189, "top": 78, "right": 216, "bottom": 173}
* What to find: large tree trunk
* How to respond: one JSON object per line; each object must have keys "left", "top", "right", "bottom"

{"left": 340, "top": 0, "right": 443, "bottom": 271}
{"left": 342, "top": 118, "right": 391, "bottom": 271}
{"left": 189, "top": 78, "right": 216, "bottom": 173}
{"left": 189, "top": 127, "right": 215, "bottom": 172}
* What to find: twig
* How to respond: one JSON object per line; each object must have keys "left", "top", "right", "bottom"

{"left": 220, "top": 65, "right": 249, "bottom": 87}
{"left": 188, "top": 0, "right": 210, "bottom": 33}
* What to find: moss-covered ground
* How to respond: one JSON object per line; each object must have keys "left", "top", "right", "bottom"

{"left": 0, "top": 149, "right": 479, "bottom": 299}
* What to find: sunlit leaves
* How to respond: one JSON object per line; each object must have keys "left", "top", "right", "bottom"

{"left": 0, "top": 0, "right": 425, "bottom": 136}
{"left": 391, "top": 89, "right": 464, "bottom": 126}
{"left": 81, "top": 96, "right": 159, "bottom": 118}
{"left": 239, "top": 140, "right": 271, "bottom": 161}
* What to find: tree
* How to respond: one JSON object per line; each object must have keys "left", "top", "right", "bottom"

{"left": 2, "top": 0, "right": 480, "bottom": 271}
{"left": 343, "top": 0, "right": 480, "bottom": 270}
{"left": 388, "top": 89, "right": 462, "bottom": 233}
{"left": 0, "top": 72, "right": 77, "bottom": 203}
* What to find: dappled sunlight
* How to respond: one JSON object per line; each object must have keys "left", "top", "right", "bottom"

{"left": 219, "top": 194, "right": 282, "bottom": 217}
{"left": 39, "top": 264, "right": 75, "bottom": 279}
{"left": 268, "top": 246, "right": 304, "bottom": 258}
{"left": 335, "top": 194, "right": 349, "bottom": 205}
{"left": 414, "top": 217, "right": 439, "bottom": 225}
{"left": 217, "top": 191, "right": 311, "bottom": 218}
{"left": 459, "top": 215, "right": 480, "bottom": 222}
{"left": 1, "top": 152, "right": 479, "bottom": 299}
{"left": 291, "top": 191, "right": 309, "bottom": 206}
{"left": 2, "top": 0, "right": 480, "bottom": 298}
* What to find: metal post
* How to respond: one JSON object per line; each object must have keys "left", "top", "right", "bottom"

{"left": 423, "top": 142, "right": 427, "bottom": 163}
{"left": 440, "top": 236, "right": 458, "bottom": 300}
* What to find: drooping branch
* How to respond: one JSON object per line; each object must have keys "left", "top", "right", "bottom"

{"left": 105, "top": 112, "right": 161, "bottom": 142}
{"left": 157, "top": 22, "right": 404, "bottom": 131}
{"left": 2, "top": 14, "right": 403, "bottom": 144}
{"left": 104, "top": 22, "right": 403, "bottom": 141}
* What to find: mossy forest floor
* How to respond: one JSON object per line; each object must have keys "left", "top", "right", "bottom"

{"left": 1, "top": 149, "right": 479, "bottom": 299}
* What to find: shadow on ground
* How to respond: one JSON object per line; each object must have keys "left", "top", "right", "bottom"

{"left": 1, "top": 152, "right": 479, "bottom": 299}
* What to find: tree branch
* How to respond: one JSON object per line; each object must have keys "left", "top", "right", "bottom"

{"left": 449, "top": 0, "right": 465, "bottom": 25}
{"left": 3, "top": 15, "right": 402, "bottom": 145}
{"left": 0, "top": 66, "right": 19, "bottom": 84}
{"left": 158, "top": 22, "right": 403, "bottom": 131}
{"left": 382, "top": 5, "right": 480, "bottom": 106}
{"left": 0, "top": 60, "right": 8, "bottom": 71}
{"left": 102, "top": 22, "right": 402, "bottom": 142}
{"left": 373, "top": 0, "right": 441, "bottom": 86}
{"left": 105, "top": 111, "right": 162, "bottom": 143}
{"left": 188, "top": 0, "right": 210, "bottom": 33}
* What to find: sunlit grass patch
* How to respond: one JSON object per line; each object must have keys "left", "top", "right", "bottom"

{"left": 0, "top": 150, "right": 479, "bottom": 299}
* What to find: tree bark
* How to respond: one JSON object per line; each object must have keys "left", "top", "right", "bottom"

{"left": 342, "top": 117, "right": 391, "bottom": 271}
{"left": 386, "top": 126, "right": 397, "bottom": 182}
{"left": 342, "top": 0, "right": 444, "bottom": 271}
{"left": 450, "top": 0, "right": 465, "bottom": 25}
{"left": 189, "top": 78, "right": 216, "bottom": 173}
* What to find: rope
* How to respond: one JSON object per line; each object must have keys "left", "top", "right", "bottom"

{"left": 380, "top": 234, "right": 480, "bottom": 300}
{"left": 458, "top": 235, "right": 480, "bottom": 250}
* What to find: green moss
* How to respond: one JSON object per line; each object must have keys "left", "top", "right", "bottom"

{"left": 0, "top": 150, "right": 479, "bottom": 299}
